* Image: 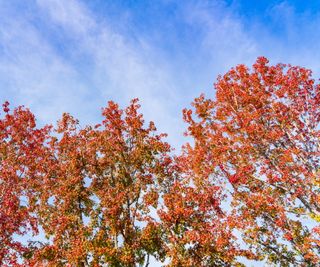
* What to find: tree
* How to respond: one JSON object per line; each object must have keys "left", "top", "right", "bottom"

{"left": 0, "top": 102, "right": 50, "bottom": 266}
{"left": 27, "top": 99, "right": 173, "bottom": 266}
{"left": 182, "top": 57, "right": 320, "bottom": 265}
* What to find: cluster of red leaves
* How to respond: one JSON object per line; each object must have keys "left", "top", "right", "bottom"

{"left": 0, "top": 102, "right": 50, "bottom": 266}
{"left": 0, "top": 58, "right": 319, "bottom": 266}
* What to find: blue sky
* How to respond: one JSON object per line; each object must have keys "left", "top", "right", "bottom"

{"left": 1, "top": 0, "right": 320, "bottom": 148}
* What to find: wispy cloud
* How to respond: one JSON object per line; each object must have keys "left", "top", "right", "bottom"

{"left": 0, "top": 1, "right": 94, "bottom": 123}
{"left": 0, "top": 0, "right": 186, "bottom": 146}
{"left": 1, "top": 0, "right": 320, "bottom": 147}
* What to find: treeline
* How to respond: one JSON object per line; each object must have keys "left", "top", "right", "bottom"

{"left": 1, "top": 58, "right": 319, "bottom": 266}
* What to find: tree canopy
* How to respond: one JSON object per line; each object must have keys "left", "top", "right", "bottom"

{"left": 1, "top": 58, "right": 319, "bottom": 266}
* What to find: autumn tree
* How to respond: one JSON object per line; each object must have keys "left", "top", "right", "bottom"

{"left": 0, "top": 102, "right": 50, "bottom": 266}
{"left": 27, "top": 99, "right": 173, "bottom": 267}
{"left": 27, "top": 112, "right": 95, "bottom": 267}
{"left": 182, "top": 57, "right": 320, "bottom": 265}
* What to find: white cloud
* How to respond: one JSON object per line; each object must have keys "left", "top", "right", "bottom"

{"left": 183, "top": 1, "right": 258, "bottom": 71}
{"left": 34, "top": 0, "right": 185, "bottom": 146}
{"left": 37, "top": 0, "right": 95, "bottom": 34}
{"left": 0, "top": 8, "right": 90, "bottom": 123}
{"left": 1, "top": 0, "right": 320, "bottom": 146}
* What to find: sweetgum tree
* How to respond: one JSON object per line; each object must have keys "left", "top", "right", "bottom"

{"left": 0, "top": 102, "right": 50, "bottom": 266}
{"left": 84, "top": 99, "right": 173, "bottom": 266}
{"left": 182, "top": 57, "right": 320, "bottom": 265}
{"left": 27, "top": 99, "right": 173, "bottom": 267}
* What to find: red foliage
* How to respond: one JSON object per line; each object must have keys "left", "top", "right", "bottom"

{"left": 1, "top": 57, "right": 319, "bottom": 266}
